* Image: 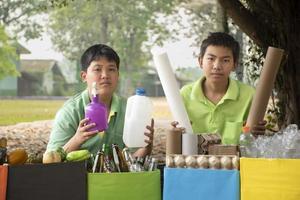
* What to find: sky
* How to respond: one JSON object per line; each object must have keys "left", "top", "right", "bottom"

{"left": 19, "top": 7, "right": 199, "bottom": 70}
{"left": 20, "top": 34, "right": 199, "bottom": 70}
{"left": 20, "top": 33, "right": 64, "bottom": 61}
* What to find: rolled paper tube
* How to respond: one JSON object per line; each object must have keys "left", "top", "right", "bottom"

{"left": 182, "top": 133, "right": 198, "bottom": 155}
{"left": 166, "top": 128, "right": 182, "bottom": 155}
{"left": 246, "top": 47, "right": 284, "bottom": 129}
{"left": 153, "top": 52, "right": 193, "bottom": 133}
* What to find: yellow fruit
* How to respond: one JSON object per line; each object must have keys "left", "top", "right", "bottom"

{"left": 7, "top": 149, "right": 28, "bottom": 165}
{"left": 43, "top": 151, "right": 61, "bottom": 164}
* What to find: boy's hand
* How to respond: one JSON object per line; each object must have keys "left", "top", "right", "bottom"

{"left": 64, "top": 118, "right": 98, "bottom": 153}
{"left": 144, "top": 118, "right": 154, "bottom": 150}
{"left": 251, "top": 120, "right": 267, "bottom": 137}
{"left": 75, "top": 118, "right": 99, "bottom": 140}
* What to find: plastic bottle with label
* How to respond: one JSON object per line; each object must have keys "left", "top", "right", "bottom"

{"left": 123, "top": 88, "right": 153, "bottom": 148}
{"left": 85, "top": 82, "right": 108, "bottom": 132}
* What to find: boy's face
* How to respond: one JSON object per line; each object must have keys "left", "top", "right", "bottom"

{"left": 199, "top": 45, "right": 236, "bottom": 84}
{"left": 81, "top": 57, "right": 119, "bottom": 99}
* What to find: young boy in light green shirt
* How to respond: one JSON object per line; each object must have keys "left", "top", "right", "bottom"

{"left": 176, "top": 32, "right": 265, "bottom": 144}
{"left": 47, "top": 44, "right": 154, "bottom": 156}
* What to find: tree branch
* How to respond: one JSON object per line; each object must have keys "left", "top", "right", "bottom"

{"left": 217, "top": 0, "right": 267, "bottom": 47}
{"left": 5, "top": 12, "right": 28, "bottom": 25}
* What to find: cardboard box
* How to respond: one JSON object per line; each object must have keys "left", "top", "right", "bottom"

{"left": 6, "top": 161, "right": 87, "bottom": 200}
{"left": 198, "top": 133, "right": 222, "bottom": 154}
{"left": 164, "top": 168, "right": 240, "bottom": 200}
{"left": 88, "top": 170, "right": 161, "bottom": 200}
{"left": 240, "top": 158, "right": 300, "bottom": 200}
{"left": 208, "top": 145, "right": 239, "bottom": 155}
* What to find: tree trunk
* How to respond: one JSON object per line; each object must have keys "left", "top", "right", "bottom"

{"left": 216, "top": 2, "right": 229, "bottom": 33}
{"left": 100, "top": 16, "right": 108, "bottom": 43}
{"left": 276, "top": 23, "right": 300, "bottom": 126}
{"left": 235, "top": 30, "right": 244, "bottom": 81}
{"left": 278, "top": 58, "right": 300, "bottom": 126}
{"left": 217, "top": 0, "right": 300, "bottom": 127}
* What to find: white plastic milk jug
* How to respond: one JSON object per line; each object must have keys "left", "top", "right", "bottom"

{"left": 123, "top": 88, "right": 153, "bottom": 147}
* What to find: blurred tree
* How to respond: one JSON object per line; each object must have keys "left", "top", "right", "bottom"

{"left": 0, "top": 0, "right": 47, "bottom": 39}
{"left": 48, "top": 0, "right": 180, "bottom": 96}
{"left": 181, "top": 1, "right": 218, "bottom": 49}
{"left": 0, "top": 0, "right": 48, "bottom": 79}
{"left": 180, "top": 0, "right": 246, "bottom": 81}
{"left": 0, "top": 25, "right": 18, "bottom": 80}
{"left": 218, "top": 0, "right": 300, "bottom": 127}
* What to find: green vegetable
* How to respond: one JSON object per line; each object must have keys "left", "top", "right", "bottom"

{"left": 56, "top": 147, "right": 67, "bottom": 161}
{"left": 66, "top": 149, "right": 91, "bottom": 162}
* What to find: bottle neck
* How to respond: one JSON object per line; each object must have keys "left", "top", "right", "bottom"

{"left": 92, "top": 94, "right": 98, "bottom": 103}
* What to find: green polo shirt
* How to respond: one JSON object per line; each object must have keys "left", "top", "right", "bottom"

{"left": 47, "top": 90, "right": 126, "bottom": 155}
{"left": 180, "top": 76, "right": 255, "bottom": 145}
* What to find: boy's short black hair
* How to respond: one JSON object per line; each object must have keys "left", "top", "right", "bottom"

{"left": 200, "top": 32, "right": 240, "bottom": 63}
{"left": 80, "top": 44, "right": 120, "bottom": 71}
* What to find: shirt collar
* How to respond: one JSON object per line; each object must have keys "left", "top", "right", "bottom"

{"left": 222, "top": 78, "right": 239, "bottom": 101}
{"left": 190, "top": 76, "right": 239, "bottom": 104}
{"left": 109, "top": 93, "right": 119, "bottom": 118}
{"left": 191, "top": 76, "right": 206, "bottom": 103}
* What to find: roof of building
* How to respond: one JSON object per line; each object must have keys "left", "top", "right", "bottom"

{"left": 20, "top": 59, "right": 57, "bottom": 73}
{"left": 17, "top": 43, "right": 31, "bottom": 54}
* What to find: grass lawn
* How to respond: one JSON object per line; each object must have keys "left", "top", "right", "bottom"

{"left": 0, "top": 100, "right": 65, "bottom": 126}
{"left": 0, "top": 98, "right": 172, "bottom": 126}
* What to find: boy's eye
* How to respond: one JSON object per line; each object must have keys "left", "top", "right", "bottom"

{"left": 109, "top": 67, "right": 117, "bottom": 72}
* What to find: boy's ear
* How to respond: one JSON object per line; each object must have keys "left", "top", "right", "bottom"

{"left": 80, "top": 71, "right": 87, "bottom": 82}
{"left": 233, "top": 61, "right": 238, "bottom": 70}
{"left": 198, "top": 57, "right": 203, "bottom": 69}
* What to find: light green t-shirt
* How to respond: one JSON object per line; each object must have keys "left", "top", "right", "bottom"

{"left": 180, "top": 76, "right": 255, "bottom": 145}
{"left": 47, "top": 90, "right": 126, "bottom": 155}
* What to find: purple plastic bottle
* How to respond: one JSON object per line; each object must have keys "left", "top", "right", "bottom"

{"left": 85, "top": 82, "right": 108, "bottom": 132}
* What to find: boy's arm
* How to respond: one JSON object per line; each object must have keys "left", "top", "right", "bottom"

{"left": 63, "top": 118, "right": 98, "bottom": 153}
{"left": 47, "top": 107, "right": 97, "bottom": 153}
{"left": 251, "top": 120, "right": 267, "bottom": 137}
{"left": 47, "top": 109, "right": 77, "bottom": 152}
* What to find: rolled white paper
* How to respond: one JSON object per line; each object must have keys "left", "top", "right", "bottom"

{"left": 152, "top": 52, "right": 193, "bottom": 133}
{"left": 182, "top": 133, "right": 198, "bottom": 155}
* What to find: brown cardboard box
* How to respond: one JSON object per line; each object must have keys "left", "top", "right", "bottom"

{"left": 208, "top": 145, "right": 239, "bottom": 156}
{"left": 197, "top": 133, "right": 222, "bottom": 154}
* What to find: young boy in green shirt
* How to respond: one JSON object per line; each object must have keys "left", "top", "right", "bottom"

{"left": 175, "top": 32, "right": 265, "bottom": 144}
{"left": 47, "top": 44, "right": 153, "bottom": 156}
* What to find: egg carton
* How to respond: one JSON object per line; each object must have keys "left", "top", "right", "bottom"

{"left": 166, "top": 154, "right": 239, "bottom": 170}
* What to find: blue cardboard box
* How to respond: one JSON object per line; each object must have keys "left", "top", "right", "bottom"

{"left": 164, "top": 168, "right": 240, "bottom": 200}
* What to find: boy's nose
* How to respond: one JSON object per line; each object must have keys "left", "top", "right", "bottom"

{"left": 213, "top": 61, "right": 221, "bottom": 70}
{"left": 101, "top": 70, "right": 109, "bottom": 78}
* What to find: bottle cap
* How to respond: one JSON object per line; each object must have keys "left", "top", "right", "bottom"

{"left": 242, "top": 126, "right": 250, "bottom": 133}
{"left": 135, "top": 88, "right": 146, "bottom": 96}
